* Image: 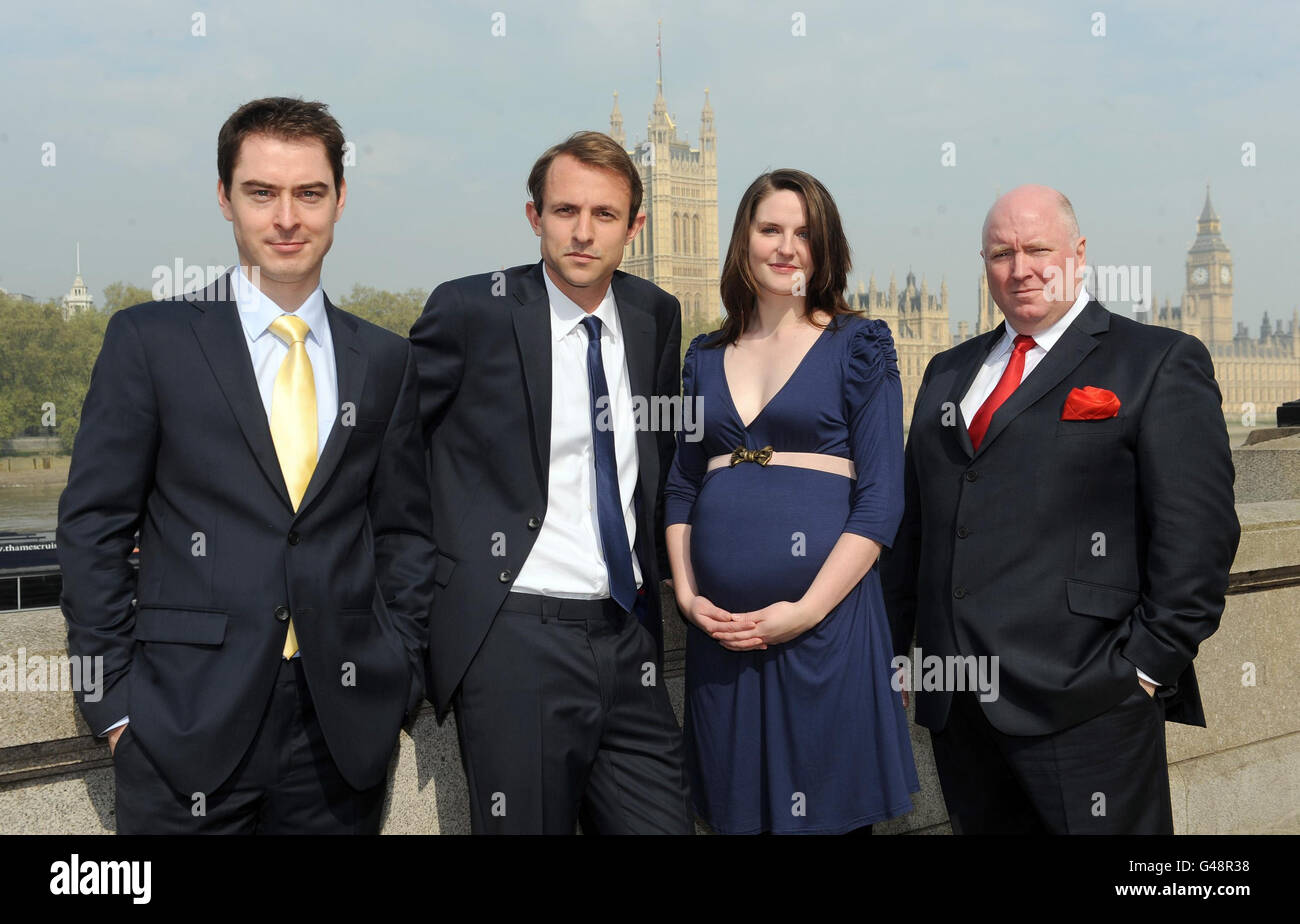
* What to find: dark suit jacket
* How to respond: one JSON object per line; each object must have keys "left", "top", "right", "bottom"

{"left": 881, "top": 300, "right": 1239, "bottom": 735}
{"left": 57, "top": 273, "right": 434, "bottom": 795}
{"left": 409, "top": 261, "right": 681, "bottom": 719}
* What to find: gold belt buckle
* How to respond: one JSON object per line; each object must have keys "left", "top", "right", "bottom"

{"left": 729, "top": 445, "right": 774, "bottom": 467}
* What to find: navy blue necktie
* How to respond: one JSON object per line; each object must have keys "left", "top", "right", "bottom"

{"left": 581, "top": 315, "right": 638, "bottom": 614}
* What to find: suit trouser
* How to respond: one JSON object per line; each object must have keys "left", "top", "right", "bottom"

{"left": 113, "top": 657, "right": 386, "bottom": 834}
{"left": 453, "top": 592, "right": 695, "bottom": 834}
{"left": 929, "top": 680, "right": 1174, "bottom": 834}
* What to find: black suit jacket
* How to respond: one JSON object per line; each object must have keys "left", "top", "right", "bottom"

{"left": 409, "top": 261, "right": 681, "bottom": 719}
{"left": 881, "top": 300, "right": 1239, "bottom": 735}
{"left": 57, "top": 274, "right": 434, "bottom": 795}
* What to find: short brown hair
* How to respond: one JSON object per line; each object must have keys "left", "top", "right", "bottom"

{"left": 527, "top": 131, "right": 643, "bottom": 227}
{"left": 711, "top": 169, "right": 855, "bottom": 347}
{"left": 218, "top": 97, "right": 345, "bottom": 196}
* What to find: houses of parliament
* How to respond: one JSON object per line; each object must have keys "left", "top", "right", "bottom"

{"left": 613, "top": 80, "right": 1297, "bottom": 424}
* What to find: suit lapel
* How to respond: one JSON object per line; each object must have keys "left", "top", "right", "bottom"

{"left": 974, "top": 301, "right": 1110, "bottom": 458}
{"left": 190, "top": 276, "right": 293, "bottom": 509}
{"left": 511, "top": 263, "right": 553, "bottom": 494}
{"left": 611, "top": 273, "right": 658, "bottom": 501}
{"left": 297, "top": 296, "right": 367, "bottom": 516}
{"left": 945, "top": 326, "right": 1004, "bottom": 460}
{"left": 508, "top": 264, "right": 660, "bottom": 512}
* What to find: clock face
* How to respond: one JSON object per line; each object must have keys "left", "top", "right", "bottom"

{"left": 1220, "top": 265, "right": 1231, "bottom": 284}
{"left": 1191, "top": 266, "right": 1209, "bottom": 285}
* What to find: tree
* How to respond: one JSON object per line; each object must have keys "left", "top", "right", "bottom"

{"left": 0, "top": 291, "right": 114, "bottom": 450}
{"left": 50, "top": 305, "right": 112, "bottom": 451}
{"left": 0, "top": 280, "right": 439, "bottom": 453}
{"left": 334, "top": 285, "right": 427, "bottom": 336}
{"left": 99, "top": 282, "right": 154, "bottom": 314}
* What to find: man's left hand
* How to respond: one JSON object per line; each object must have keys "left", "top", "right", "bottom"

{"left": 1139, "top": 677, "right": 1156, "bottom": 697}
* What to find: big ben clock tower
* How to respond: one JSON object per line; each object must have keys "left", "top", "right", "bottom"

{"left": 1184, "top": 185, "right": 1234, "bottom": 347}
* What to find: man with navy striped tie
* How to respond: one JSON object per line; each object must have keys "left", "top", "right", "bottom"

{"left": 410, "top": 131, "right": 693, "bottom": 834}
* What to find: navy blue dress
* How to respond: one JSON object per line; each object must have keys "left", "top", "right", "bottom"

{"left": 664, "top": 315, "right": 918, "bottom": 834}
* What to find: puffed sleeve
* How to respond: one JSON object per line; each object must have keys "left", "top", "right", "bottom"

{"left": 663, "top": 333, "right": 711, "bottom": 526}
{"left": 841, "top": 318, "right": 905, "bottom": 548}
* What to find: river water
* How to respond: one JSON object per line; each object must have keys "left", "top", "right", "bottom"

{"left": 0, "top": 484, "right": 63, "bottom": 534}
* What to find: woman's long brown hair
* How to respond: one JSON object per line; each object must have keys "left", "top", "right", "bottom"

{"left": 708, "top": 169, "right": 856, "bottom": 347}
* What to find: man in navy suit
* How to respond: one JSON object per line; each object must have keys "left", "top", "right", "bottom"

{"left": 883, "top": 185, "right": 1239, "bottom": 834}
{"left": 58, "top": 97, "right": 433, "bottom": 834}
{"left": 410, "top": 132, "right": 693, "bottom": 834}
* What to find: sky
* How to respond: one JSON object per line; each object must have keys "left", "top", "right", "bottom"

{"left": 1, "top": 0, "right": 1297, "bottom": 334}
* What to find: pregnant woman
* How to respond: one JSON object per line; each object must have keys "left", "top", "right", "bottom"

{"left": 664, "top": 169, "right": 918, "bottom": 834}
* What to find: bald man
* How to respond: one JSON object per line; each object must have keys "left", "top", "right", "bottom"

{"left": 882, "top": 185, "right": 1238, "bottom": 834}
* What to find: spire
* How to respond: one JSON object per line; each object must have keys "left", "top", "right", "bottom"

{"left": 698, "top": 87, "right": 715, "bottom": 158}
{"left": 1191, "top": 183, "right": 1227, "bottom": 255}
{"left": 609, "top": 91, "right": 625, "bottom": 147}
{"left": 656, "top": 19, "right": 663, "bottom": 91}
{"left": 62, "top": 243, "right": 93, "bottom": 318}
{"left": 71, "top": 242, "right": 85, "bottom": 288}
{"left": 649, "top": 28, "right": 674, "bottom": 140}
{"left": 1199, "top": 183, "right": 1218, "bottom": 223}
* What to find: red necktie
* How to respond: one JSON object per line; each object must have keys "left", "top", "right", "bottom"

{"left": 967, "top": 334, "right": 1036, "bottom": 451}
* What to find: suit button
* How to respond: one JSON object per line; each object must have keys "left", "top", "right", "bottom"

{"left": 287, "top": 531, "right": 301, "bottom": 545}
{"left": 965, "top": 471, "right": 978, "bottom": 482}
{"left": 956, "top": 526, "right": 969, "bottom": 539}
{"left": 527, "top": 517, "right": 541, "bottom": 530}
{"left": 498, "top": 570, "right": 512, "bottom": 583}
{"left": 953, "top": 587, "right": 967, "bottom": 599}
{"left": 274, "top": 604, "right": 290, "bottom": 622}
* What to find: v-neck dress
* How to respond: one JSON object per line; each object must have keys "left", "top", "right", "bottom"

{"left": 664, "top": 314, "right": 918, "bottom": 834}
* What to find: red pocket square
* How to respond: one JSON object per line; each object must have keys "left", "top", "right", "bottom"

{"left": 1062, "top": 386, "right": 1121, "bottom": 420}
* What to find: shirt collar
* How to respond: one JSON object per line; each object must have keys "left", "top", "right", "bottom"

{"left": 995, "top": 287, "right": 1091, "bottom": 357}
{"left": 541, "top": 263, "right": 620, "bottom": 343}
{"left": 232, "top": 264, "right": 327, "bottom": 345}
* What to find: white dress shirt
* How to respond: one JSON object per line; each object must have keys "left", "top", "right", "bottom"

{"left": 960, "top": 289, "right": 1160, "bottom": 688}
{"left": 101, "top": 267, "right": 339, "bottom": 735}
{"left": 512, "top": 269, "right": 643, "bottom": 598}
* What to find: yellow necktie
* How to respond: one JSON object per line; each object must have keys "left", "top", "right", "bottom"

{"left": 268, "top": 314, "right": 317, "bottom": 658}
